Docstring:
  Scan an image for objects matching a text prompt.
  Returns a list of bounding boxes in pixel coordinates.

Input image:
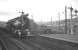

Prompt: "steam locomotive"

[5,13,30,38]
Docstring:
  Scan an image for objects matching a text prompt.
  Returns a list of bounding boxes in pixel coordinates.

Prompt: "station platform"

[41,34,78,43]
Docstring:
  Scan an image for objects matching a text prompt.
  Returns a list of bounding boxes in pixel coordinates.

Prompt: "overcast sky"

[0,0,78,22]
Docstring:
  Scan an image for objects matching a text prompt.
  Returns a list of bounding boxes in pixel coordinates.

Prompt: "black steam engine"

[6,13,30,38]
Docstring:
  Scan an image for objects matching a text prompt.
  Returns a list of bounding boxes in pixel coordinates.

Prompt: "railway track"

[0,39,6,50]
[0,29,27,50]
[0,28,78,50]
[0,29,46,50]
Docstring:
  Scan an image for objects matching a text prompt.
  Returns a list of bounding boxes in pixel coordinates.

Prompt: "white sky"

[0,0,78,22]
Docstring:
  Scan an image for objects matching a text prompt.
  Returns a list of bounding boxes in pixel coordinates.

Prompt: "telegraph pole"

[41,17,43,25]
[64,6,78,34]
[70,6,73,34]
[51,16,52,25]
[65,6,67,34]
[58,12,60,30]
